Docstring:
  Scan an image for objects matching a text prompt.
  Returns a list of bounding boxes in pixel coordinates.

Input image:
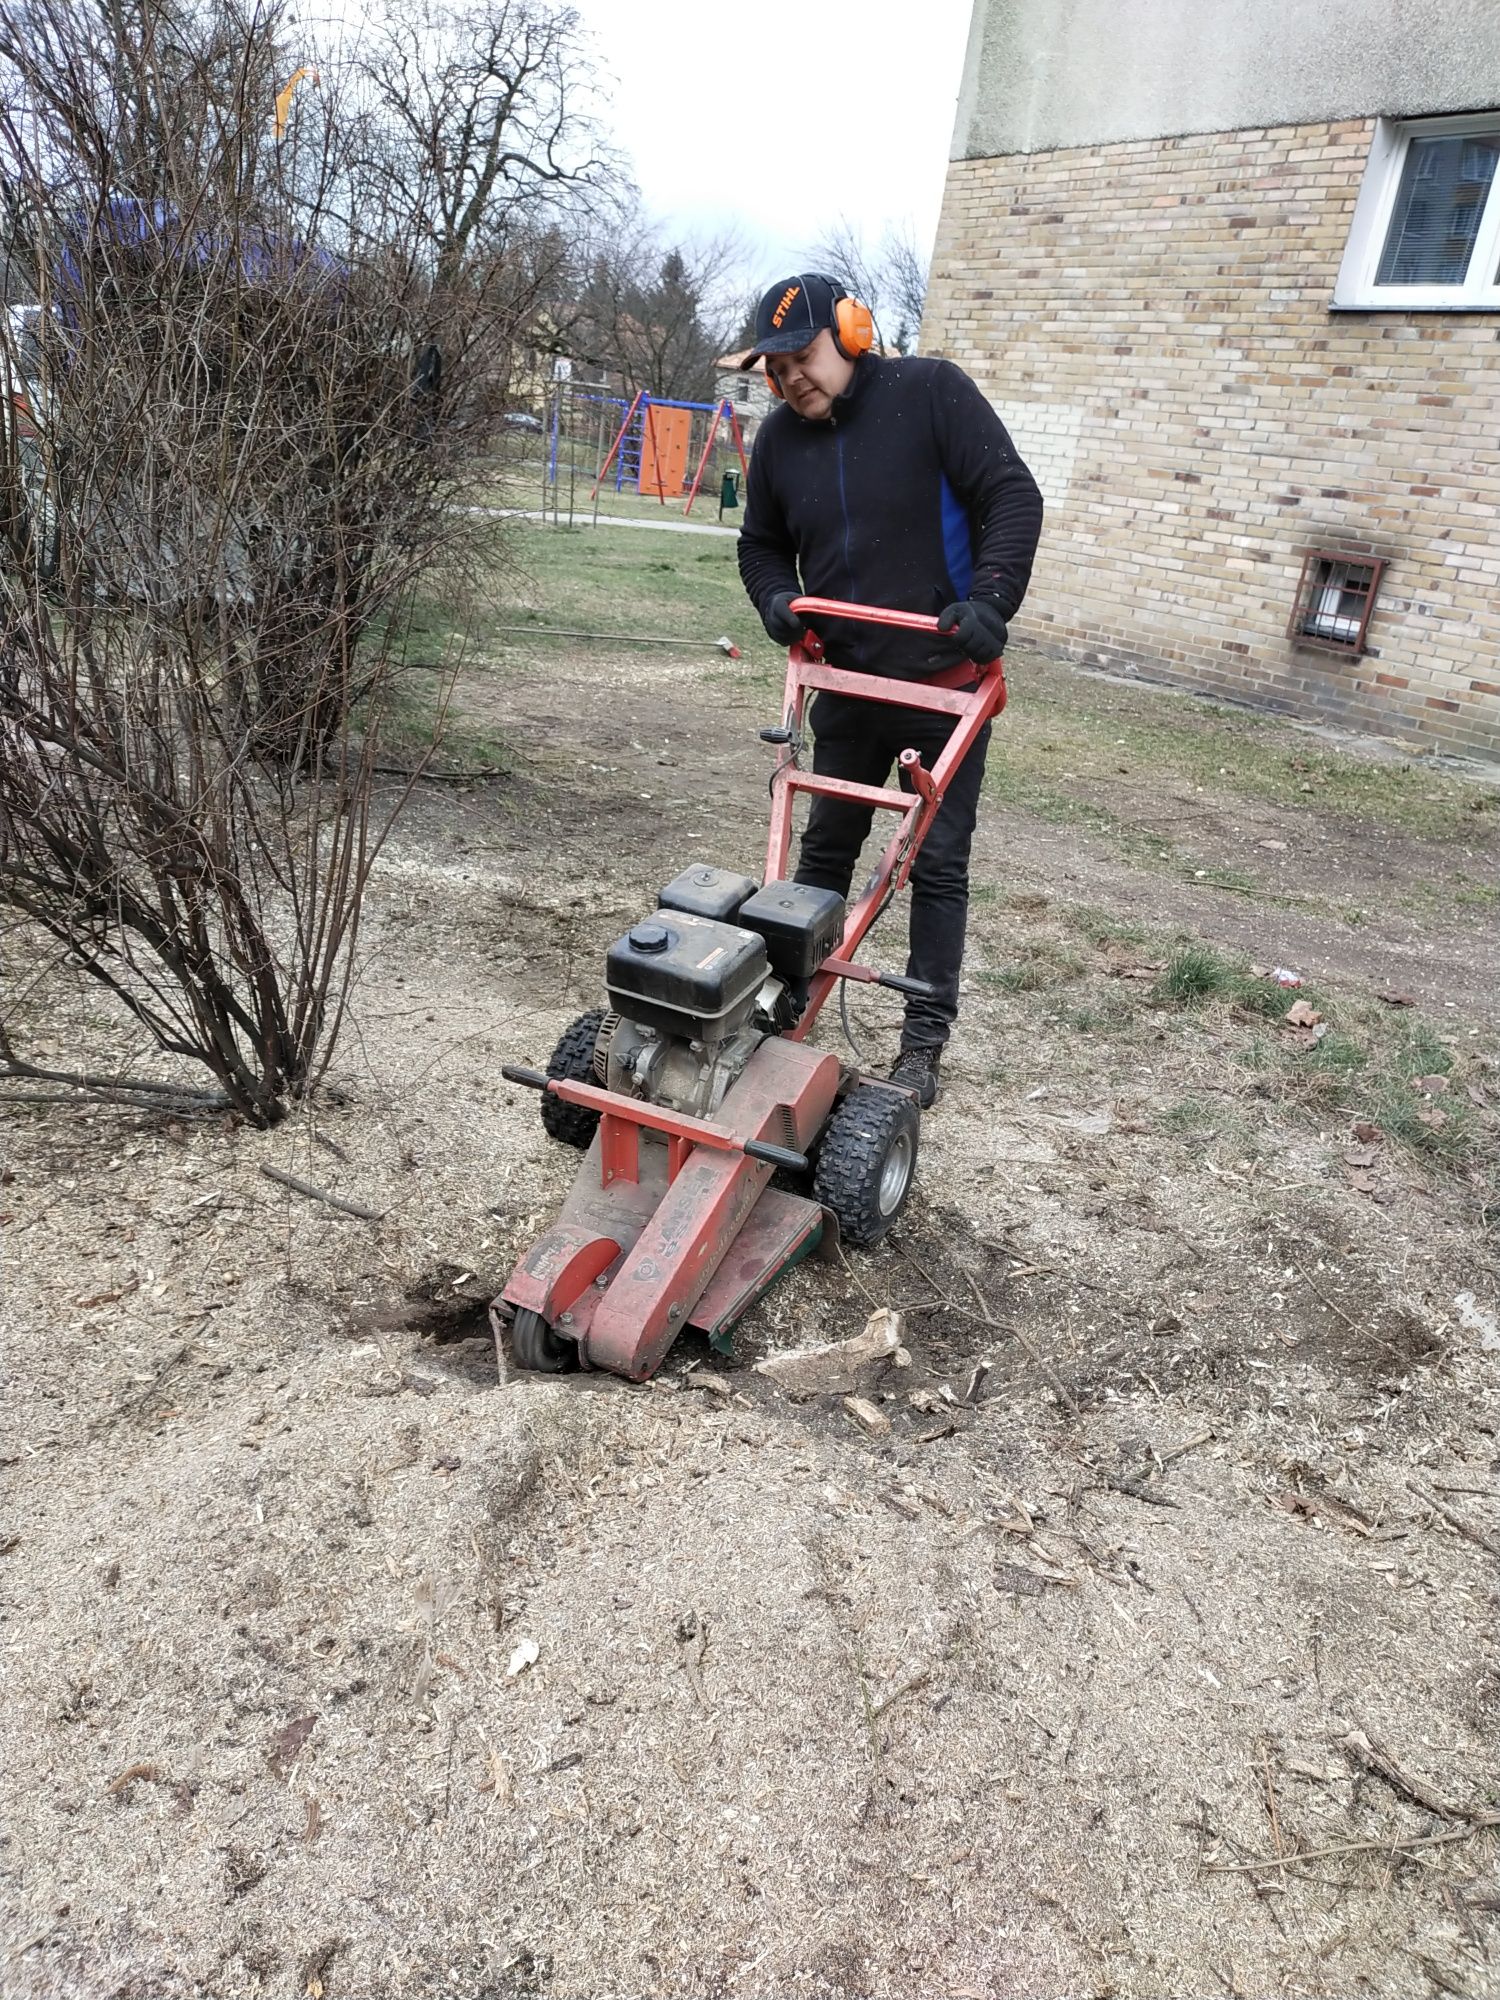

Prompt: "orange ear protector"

[832,292,875,360]
[763,285,875,397]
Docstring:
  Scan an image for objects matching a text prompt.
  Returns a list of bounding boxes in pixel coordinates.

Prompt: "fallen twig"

[1408,1480,1500,1561]
[1292,1257,1363,1334]
[1337,1726,1492,1823]
[1,1060,229,1106]
[1090,1473,1179,1509]
[963,1269,1078,1414]
[1261,1741,1287,1879]
[870,1668,931,1721]
[258,1164,385,1222]
[372,763,505,783]
[1204,1823,1494,1874]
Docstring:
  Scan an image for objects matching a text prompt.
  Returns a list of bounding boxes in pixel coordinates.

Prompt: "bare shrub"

[0,0,595,1122]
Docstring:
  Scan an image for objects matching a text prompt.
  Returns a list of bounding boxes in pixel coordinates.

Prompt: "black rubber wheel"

[540,1008,606,1149]
[813,1084,920,1249]
[511,1306,574,1373]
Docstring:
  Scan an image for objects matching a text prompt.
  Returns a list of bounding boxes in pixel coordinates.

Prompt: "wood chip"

[684,1369,733,1400]
[842,1395,892,1438]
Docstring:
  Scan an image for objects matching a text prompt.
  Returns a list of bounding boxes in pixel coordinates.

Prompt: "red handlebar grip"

[789,594,943,635]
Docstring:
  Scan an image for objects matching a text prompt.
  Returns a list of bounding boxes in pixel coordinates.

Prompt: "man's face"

[765,327,855,420]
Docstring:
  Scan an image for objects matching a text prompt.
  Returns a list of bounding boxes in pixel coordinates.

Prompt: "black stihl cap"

[741,273,841,365]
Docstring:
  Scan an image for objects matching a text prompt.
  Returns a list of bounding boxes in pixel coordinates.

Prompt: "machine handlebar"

[789,594,944,635]
[742,1138,811,1174]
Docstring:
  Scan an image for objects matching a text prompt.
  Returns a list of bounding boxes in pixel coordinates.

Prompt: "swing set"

[590,389,751,519]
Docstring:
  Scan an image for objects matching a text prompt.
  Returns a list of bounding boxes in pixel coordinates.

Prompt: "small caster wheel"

[510,1306,574,1373]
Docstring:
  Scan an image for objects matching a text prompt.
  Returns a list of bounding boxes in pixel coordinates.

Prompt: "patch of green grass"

[1157,942,1487,1171]
[977,939,1087,993]
[984,762,1176,864]
[1062,905,1149,948]
[1149,943,1312,1020]
[498,523,765,653]
[366,667,511,775]
[1059,993,1136,1033]
[992,650,1498,843]
[1159,1095,1218,1136]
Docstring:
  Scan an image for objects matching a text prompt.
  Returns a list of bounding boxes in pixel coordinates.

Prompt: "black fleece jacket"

[737,353,1043,680]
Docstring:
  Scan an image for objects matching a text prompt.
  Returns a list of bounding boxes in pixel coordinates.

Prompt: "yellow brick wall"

[925,118,1500,760]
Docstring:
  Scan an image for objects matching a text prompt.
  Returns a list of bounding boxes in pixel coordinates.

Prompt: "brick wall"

[925,119,1500,760]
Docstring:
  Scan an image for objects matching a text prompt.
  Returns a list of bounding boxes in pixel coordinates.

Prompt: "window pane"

[1377,134,1500,285]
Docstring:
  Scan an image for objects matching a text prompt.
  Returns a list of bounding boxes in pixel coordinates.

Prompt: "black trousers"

[794,689,991,1049]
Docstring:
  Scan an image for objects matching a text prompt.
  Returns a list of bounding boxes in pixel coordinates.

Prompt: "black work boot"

[889,1044,942,1109]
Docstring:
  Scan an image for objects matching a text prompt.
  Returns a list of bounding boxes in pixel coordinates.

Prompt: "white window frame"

[1334,112,1500,311]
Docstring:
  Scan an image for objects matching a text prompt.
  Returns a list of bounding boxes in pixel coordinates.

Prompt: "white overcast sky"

[569,0,974,277]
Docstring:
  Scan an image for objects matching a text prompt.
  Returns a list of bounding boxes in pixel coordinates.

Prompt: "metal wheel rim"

[878,1130,914,1216]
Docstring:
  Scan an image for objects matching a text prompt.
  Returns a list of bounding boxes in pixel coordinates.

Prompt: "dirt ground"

[3,625,1499,2000]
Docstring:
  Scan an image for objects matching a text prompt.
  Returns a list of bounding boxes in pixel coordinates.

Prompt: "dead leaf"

[299,1939,340,2000]
[303,1796,322,1843]
[1352,1121,1383,1144]
[1284,998,1323,1028]
[1416,1108,1449,1130]
[1376,990,1416,1006]
[265,1714,317,1780]
[1414,1074,1451,1096]
[1342,1162,1379,1194]
[1465,1082,1489,1108]
[1343,1146,1379,1169]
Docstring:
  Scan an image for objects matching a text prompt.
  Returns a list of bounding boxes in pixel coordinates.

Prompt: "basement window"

[1335,113,1500,310]
[1288,552,1386,654]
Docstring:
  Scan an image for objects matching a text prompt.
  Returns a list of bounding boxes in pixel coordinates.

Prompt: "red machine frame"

[499,597,1007,1380]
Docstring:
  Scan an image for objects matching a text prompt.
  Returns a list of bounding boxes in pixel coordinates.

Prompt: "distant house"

[925,0,1500,761]
[713,350,775,440]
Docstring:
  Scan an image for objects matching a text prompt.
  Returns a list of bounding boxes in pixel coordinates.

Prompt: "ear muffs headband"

[763,283,874,396]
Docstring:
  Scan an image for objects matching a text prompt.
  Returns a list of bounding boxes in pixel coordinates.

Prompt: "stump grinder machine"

[496,595,1006,1381]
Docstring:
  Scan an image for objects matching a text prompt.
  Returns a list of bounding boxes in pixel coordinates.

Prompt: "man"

[736,272,1044,1107]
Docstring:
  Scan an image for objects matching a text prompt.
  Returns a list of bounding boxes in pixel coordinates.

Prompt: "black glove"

[762,590,805,647]
[937,598,1008,664]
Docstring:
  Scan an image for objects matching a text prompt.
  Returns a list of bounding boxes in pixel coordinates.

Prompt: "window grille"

[1288,552,1387,655]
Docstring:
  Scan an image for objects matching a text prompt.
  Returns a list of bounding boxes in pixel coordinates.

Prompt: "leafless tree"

[808,216,931,353]
[353,0,619,393]
[569,217,748,400]
[0,0,520,1124]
